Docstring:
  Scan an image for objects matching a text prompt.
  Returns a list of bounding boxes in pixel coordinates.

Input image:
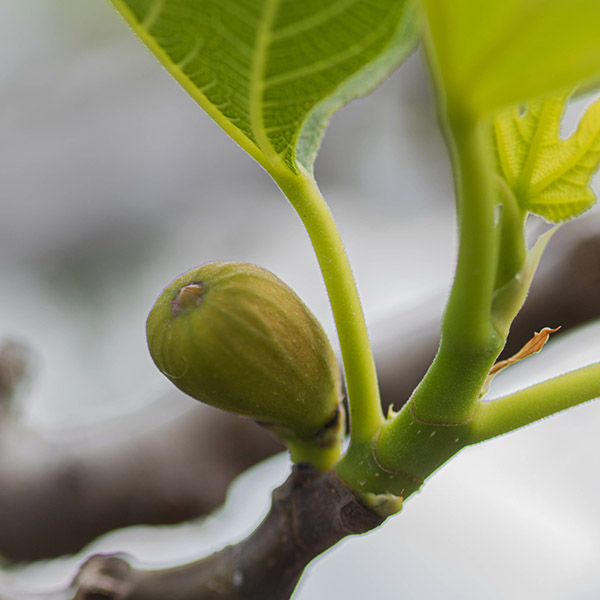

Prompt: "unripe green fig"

[146,261,344,469]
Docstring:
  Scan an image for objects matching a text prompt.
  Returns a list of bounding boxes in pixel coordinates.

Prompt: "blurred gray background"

[1,3,600,599]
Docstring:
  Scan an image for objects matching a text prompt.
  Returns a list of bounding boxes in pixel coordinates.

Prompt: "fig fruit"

[146,261,343,469]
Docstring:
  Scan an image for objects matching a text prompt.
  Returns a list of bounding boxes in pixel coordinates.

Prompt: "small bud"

[146,262,343,467]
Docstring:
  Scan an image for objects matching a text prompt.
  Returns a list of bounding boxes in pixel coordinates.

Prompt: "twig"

[3,466,383,600]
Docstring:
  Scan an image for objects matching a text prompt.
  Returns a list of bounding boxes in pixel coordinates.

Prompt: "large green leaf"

[421,0,600,117]
[110,0,417,174]
[492,94,600,222]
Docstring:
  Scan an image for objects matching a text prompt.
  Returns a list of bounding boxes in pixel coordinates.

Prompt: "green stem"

[287,437,342,472]
[468,362,600,443]
[494,176,527,291]
[273,169,384,445]
[408,117,503,424]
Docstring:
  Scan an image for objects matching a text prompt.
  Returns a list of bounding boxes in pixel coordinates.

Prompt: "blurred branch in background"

[0,341,28,417]
[0,466,382,600]
[0,368,281,561]
[1,215,598,563]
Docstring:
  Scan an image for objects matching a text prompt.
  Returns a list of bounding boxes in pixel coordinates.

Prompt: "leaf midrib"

[250,0,283,167]
[515,103,554,198]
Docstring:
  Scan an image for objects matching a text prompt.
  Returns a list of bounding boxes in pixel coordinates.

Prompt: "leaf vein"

[272,0,361,42]
[142,0,166,29]
[264,15,393,89]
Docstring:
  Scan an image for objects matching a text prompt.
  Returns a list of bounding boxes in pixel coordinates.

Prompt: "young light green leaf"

[492,95,600,222]
[109,0,417,175]
[420,0,600,117]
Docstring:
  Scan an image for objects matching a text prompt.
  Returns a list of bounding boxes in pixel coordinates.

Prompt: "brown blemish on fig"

[171,282,205,316]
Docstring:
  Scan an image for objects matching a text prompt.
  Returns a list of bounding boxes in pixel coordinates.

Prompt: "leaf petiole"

[468,362,600,443]
[273,168,384,446]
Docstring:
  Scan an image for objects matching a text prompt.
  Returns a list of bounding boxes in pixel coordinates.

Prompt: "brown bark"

[1,466,383,600]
